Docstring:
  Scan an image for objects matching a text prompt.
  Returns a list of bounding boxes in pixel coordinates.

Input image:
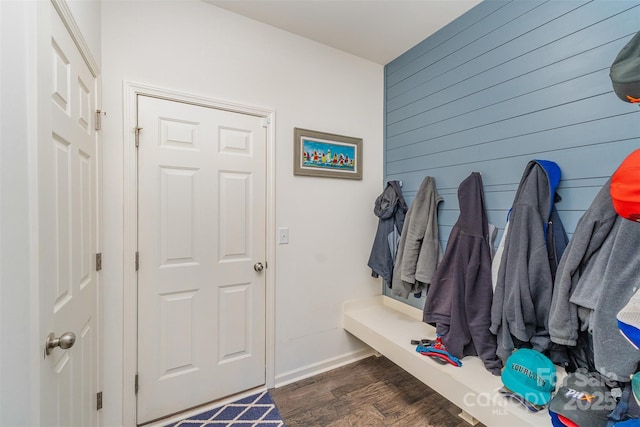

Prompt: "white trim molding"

[50,0,100,77]
[274,348,374,389]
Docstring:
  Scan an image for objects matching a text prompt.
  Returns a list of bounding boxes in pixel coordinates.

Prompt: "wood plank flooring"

[270,355,487,427]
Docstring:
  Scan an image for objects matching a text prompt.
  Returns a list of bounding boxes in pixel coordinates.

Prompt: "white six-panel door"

[136,95,267,424]
[40,3,99,426]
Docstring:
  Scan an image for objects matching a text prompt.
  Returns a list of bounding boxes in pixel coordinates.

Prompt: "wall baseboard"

[274,347,374,389]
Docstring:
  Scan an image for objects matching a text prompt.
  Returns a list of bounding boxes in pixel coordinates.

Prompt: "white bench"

[343,295,563,427]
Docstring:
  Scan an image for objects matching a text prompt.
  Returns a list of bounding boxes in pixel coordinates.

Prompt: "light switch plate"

[278,227,289,244]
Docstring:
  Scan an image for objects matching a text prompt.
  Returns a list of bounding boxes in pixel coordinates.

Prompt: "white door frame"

[122,82,276,425]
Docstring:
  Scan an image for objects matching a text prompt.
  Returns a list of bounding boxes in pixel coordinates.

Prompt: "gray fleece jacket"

[391,176,443,299]
[549,182,617,348]
[549,180,640,381]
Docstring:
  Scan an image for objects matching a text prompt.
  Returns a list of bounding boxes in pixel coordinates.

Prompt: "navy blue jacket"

[423,172,502,375]
[368,180,407,283]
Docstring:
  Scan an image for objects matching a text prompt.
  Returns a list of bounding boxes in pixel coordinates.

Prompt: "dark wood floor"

[270,355,487,427]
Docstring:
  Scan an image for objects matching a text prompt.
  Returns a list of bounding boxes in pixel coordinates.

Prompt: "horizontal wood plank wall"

[384,0,640,308]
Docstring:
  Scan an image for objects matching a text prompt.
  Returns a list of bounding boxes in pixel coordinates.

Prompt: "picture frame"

[293,128,363,180]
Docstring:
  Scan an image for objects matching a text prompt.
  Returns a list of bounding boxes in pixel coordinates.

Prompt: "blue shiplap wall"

[384,0,640,307]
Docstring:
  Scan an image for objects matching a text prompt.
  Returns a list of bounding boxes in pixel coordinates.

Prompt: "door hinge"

[135,374,139,394]
[96,253,102,272]
[135,252,139,271]
[261,117,270,128]
[135,127,142,147]
[95,110,104,131]
[96,391,103,410]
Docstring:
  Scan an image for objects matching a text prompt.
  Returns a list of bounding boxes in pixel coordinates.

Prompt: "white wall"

[101,1,383,425]
[66,0,101,69]
[0,2,38,425]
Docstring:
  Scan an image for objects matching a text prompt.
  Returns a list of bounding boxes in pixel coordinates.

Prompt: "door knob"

[253,262,264,272]
[45,332,76,356]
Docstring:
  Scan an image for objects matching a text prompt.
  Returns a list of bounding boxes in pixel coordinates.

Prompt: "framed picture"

[293,128,363,180]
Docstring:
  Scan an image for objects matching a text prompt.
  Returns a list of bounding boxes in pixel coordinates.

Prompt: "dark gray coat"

[490,161,560,359]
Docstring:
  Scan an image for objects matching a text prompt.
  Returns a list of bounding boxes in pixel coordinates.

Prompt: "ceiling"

[203,0,481,65]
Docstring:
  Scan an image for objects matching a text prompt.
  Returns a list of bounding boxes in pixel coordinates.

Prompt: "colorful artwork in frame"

[293,128,362,180]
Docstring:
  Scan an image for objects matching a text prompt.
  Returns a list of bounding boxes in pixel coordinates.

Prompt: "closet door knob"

[45,331,76,356]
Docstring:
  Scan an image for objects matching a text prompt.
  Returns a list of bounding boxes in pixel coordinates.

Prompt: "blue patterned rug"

[166,391,285,427]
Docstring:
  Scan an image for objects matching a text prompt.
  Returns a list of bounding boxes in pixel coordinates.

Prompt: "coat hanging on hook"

[391,176,443,299]
[368,181,408,284]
